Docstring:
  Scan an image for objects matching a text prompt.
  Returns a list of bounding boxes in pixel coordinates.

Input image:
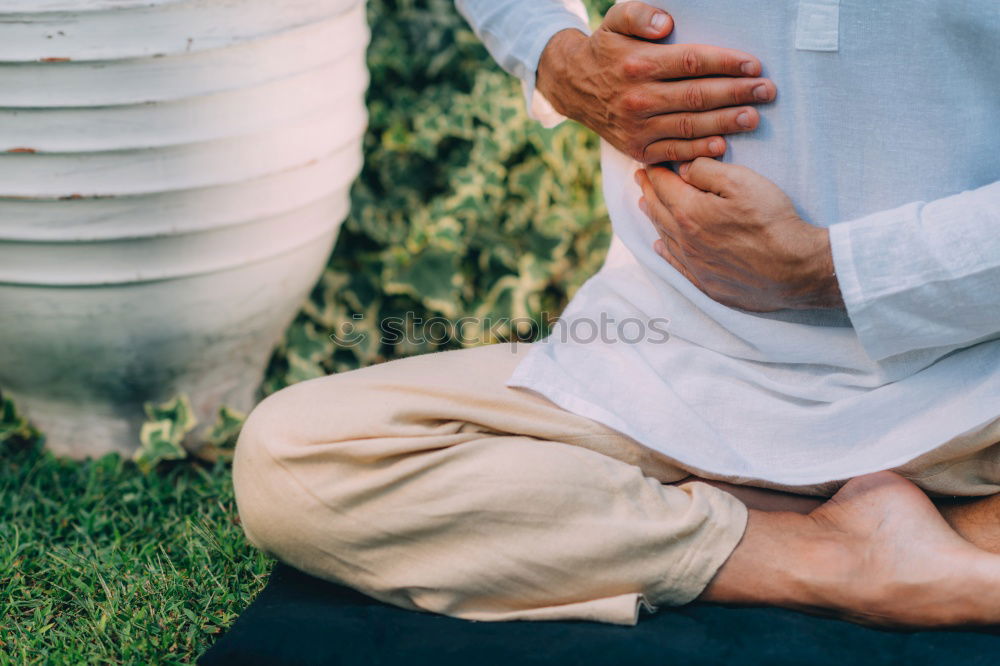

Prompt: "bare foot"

[703,471,1000,628]
[808,471,1000,627]
[937,493,1000,555]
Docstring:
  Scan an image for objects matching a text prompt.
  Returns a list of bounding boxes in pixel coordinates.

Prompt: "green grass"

[0,441,271,665]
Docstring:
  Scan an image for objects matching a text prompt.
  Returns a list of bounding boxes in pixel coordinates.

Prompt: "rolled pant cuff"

[647,481,750,608]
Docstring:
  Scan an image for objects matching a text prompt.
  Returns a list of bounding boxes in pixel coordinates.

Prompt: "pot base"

[0,229,339,459]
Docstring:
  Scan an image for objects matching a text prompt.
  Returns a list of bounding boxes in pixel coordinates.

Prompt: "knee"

[231,389,296,553]
[231,380,348,554]
[230,374,378,558]
[233,369,368,477]
[231,379,410,593]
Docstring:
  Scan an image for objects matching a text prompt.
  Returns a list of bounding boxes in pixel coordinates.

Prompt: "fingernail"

[639,197,649,215]
[753,84,771,101]
[736,111,752,128]
[634,170,643,185]
[709,139,725,154]
[650,12,669,31]
[678,162,691,176]
[740,61,758,76]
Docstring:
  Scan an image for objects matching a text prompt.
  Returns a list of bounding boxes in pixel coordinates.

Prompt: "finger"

[638,172,704,288]
[654,238,701,287]
[651,106,760,139]
[635,169,682,239]
[603,1,674,40]
[630,77,775,115]
[677,157,744,197]
[653,237,681,267]
[629,42,764,80]
[638,171,701,285]
[653,238,670,261]
[640,136,726,164]
[638,197,680,241]
[654,237,684,271]
[634,106,760,162]
[644,164,706,213]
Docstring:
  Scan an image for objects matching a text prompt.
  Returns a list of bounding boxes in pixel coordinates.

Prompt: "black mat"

[200,563,1000,666]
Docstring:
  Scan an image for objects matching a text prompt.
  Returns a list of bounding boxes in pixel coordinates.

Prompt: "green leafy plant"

[264,0,616,391]
[134,398,247,470]
[199,406,248,464]
[133,395,197,473]
[0,393,38,449]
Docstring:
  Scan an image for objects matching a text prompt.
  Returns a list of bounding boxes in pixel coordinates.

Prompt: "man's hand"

[536,1,776,164]
[635,158,844,311]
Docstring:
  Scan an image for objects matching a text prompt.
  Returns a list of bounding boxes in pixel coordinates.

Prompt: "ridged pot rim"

[0,113,367,198]
[0,147,364,242]
[0,0,184,12]
[0,193,349,287]
[0,0,362,16]
[0,5,369,108]
[0,61,367,154]
[0,0,366,63]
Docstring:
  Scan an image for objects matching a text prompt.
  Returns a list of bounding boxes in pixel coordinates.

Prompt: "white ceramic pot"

[0,0,369,457]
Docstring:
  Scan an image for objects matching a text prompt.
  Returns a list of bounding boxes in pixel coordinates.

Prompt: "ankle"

[700,509,859,610]
[775,512,863,611]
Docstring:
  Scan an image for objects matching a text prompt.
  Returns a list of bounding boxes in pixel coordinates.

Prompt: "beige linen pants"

[233,343,1000,625]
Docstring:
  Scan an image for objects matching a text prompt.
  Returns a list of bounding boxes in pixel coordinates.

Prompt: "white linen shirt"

[455,0,1000,485]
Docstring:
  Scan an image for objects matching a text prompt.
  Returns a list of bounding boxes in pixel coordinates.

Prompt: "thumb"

[678,157,743,197]
[602,1,674,40]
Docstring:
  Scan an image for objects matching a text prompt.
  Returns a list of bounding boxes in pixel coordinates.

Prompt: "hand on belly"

[535,1,776,164]
[634,158,844,312]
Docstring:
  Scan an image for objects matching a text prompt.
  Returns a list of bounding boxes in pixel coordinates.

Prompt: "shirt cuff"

[828,202,927,361]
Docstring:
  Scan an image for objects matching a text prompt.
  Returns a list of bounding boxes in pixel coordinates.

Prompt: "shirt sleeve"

[454,0,591,128]
[828,180,1000,361]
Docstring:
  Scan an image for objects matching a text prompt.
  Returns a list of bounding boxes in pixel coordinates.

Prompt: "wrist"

[794,226,844,310]
[535,28,589,119]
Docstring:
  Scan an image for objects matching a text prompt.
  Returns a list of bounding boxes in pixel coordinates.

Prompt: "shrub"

[264,0,615,391]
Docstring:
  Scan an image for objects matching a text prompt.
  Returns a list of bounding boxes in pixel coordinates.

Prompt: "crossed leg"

[939,495,1000,555]
[233,342,1000,628]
